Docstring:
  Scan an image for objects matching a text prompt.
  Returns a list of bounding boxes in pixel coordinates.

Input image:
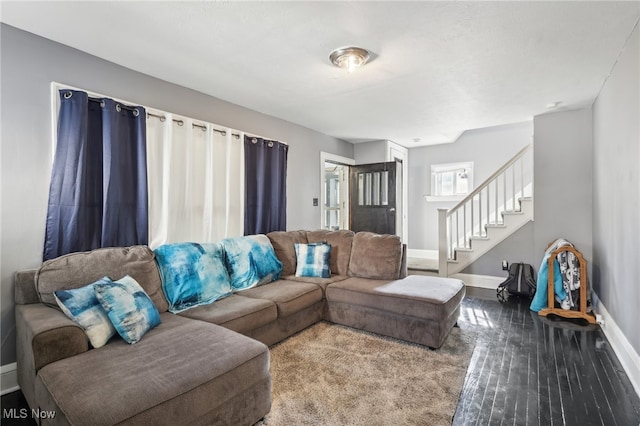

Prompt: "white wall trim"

[451,273,504,289]
[407,249,438,259]
[592,293,640,399]
[1,362,20,395]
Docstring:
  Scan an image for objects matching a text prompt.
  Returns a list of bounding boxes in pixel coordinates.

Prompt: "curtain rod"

[86,95,140,115]
[146,112,240,139]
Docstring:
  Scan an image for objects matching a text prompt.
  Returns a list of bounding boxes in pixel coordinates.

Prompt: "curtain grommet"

[64,91,72,99]
[252,138,258,144]
[116,104,122,112]
[268,141,274,148]
[133,108,140,117]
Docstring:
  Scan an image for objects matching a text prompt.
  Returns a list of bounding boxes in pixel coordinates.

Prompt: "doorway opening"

[323,162,349,230]
[320,152,355,231]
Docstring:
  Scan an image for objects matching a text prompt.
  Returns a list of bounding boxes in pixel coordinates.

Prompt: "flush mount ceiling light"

[329,46,371,73]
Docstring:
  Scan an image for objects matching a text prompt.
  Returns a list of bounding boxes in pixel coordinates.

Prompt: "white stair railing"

[438,144,533,276]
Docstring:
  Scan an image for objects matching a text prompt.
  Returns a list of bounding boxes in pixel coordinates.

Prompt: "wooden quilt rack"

[538,245,596,324]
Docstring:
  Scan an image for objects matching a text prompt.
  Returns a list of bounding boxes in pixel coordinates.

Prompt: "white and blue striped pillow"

[294,243,331,278]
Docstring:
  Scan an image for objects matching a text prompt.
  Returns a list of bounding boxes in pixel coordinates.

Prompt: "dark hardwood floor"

[454,287,640,425]
[2,287,639,425]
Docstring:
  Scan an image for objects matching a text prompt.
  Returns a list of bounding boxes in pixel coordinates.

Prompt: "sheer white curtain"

[146,114,244,248]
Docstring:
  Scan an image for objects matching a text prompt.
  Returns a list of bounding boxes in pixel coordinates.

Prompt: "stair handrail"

[448,143,533,214]
[438,143,533,276]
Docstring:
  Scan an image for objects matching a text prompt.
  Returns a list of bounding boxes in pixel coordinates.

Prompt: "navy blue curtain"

[244,136,288,235]
[43,90,148,260]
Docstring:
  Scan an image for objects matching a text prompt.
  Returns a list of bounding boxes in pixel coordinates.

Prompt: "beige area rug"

[257,322,476,426]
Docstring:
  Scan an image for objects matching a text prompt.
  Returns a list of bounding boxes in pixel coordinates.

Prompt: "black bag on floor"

[496,262,536,302]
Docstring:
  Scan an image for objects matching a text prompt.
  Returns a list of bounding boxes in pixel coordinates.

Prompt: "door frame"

[386,142,408,243]
[320,152,355,230]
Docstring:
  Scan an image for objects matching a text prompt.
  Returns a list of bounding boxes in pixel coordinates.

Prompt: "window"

[49,82,279,251]
[429,162,473,200]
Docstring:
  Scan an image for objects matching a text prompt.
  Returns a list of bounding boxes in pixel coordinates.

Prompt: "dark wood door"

[349,161,397,234]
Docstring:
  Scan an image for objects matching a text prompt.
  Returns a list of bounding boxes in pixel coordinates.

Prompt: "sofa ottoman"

[325,275,465,349]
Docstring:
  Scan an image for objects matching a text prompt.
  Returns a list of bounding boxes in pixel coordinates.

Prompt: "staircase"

[438,144,533,276]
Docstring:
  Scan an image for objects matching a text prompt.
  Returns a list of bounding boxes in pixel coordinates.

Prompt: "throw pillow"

[54,277,116,348]
[154,242,233,313]
[94,275,161,344]
[294,243,331,278]
[220,235,283,291]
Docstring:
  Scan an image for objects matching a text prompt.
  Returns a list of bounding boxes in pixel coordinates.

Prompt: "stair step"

[485,223,506,229]
[469,236,489,241]
[502,210,524,216]
[455,247,473,252]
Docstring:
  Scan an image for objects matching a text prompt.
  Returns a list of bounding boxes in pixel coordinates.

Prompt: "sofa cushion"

[178,294,277,334]
[35,245,168,313]
[240,281,323,318]
[154,242,233,313]
[307,229,354,276]
[281,275,349,294]
[95,276,161,344]
[267,230,308,276]
[35,313,270,426]
[295,242,331,278]
[347,232,403,280]
[221,235,283,291]
[54,277,116,348]
[326,275,465,321]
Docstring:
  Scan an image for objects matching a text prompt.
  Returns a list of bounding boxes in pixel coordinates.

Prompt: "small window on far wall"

[428,162,473,201]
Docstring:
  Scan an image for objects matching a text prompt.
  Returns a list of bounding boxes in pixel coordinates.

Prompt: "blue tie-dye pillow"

[221,235,283,291]
[54,277,116,348]
[154,242,233,313]
[94,275,161,344]
[294,243,331,278]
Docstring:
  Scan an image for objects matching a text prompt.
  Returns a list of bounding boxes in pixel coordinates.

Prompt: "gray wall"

[407,121,533,250]
[592,23,639,354]
[532,108,593,270]
[0,24,353,366]
[461,221,536,276]
[464,108,594,277]
[353,140,387,164]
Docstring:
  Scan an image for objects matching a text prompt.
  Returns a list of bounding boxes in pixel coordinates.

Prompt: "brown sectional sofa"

[14,230,465,425]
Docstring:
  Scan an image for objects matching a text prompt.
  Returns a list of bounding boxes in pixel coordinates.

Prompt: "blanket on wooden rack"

[530,238,579,312]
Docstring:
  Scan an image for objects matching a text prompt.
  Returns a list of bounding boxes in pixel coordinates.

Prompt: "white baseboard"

[407,249,439,259]
[1,362,20,395]
[451,273,504,289]
[592,294,640,399]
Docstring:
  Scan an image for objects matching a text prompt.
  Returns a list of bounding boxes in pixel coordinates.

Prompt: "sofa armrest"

[16,303,88,409]
[17,303,88,371]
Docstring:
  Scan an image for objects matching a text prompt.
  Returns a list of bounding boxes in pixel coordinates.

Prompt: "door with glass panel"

[349,162,397,234]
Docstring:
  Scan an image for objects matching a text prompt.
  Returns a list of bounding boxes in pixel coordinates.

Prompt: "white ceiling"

[2,1,639,147]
